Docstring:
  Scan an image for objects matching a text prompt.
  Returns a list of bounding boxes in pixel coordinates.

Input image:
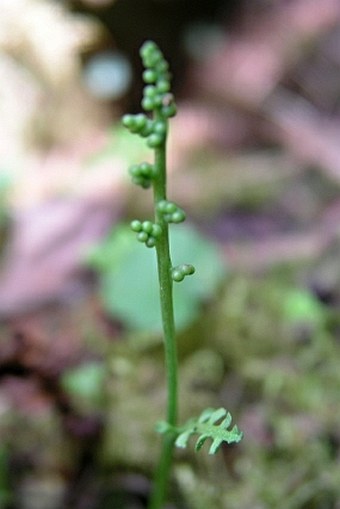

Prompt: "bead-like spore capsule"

[162,104,177,118]
[142,221,154,234]
[146,237,156,248]
[165,202,176,214]
[171,210,186,223]
[157,79,170,93]
[143,69,157,83]
[172,269,184,282]
[134,113,147,130]
[157,200,186,223]
[151,224,162,238]
[157,60,169,73]
[147,133,163,148]
[171,263,195,282]
[140,120,154,137]
[122,114,135,128]
[130,219,142,232]
[137,231,148,243]
[143,49,163,68]
[144,85,157,98]
[142,97,155,111]
[129,165,140,177]
[154,121,167,135]
[139,162,155,177]
[153,94,163,107]
[182,264,195,275]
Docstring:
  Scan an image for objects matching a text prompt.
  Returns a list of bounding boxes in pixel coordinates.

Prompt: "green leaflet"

[87,223,226,332]
[157,408,243,455]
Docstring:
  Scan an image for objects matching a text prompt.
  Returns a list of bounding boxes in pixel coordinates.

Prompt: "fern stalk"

[153,117,178,431]
[123,40,242,509]
[148,119,178,509]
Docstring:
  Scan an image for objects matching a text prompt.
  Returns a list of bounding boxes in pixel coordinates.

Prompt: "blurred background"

[1,0,340,508]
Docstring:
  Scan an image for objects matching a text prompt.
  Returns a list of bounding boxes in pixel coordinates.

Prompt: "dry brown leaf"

[266,91,340,181]
[193,0,340,108]
[0,0,100,86]
[0,197,117,317]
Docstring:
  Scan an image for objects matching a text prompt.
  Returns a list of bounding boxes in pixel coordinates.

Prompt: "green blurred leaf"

[87,126,149,168]
[283,288,326,327]
[61,362,106,408]
[87,226,133,272]
[88,223,227,331]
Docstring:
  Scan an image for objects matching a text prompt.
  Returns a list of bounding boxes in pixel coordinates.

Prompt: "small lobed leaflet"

[157,407,243,455]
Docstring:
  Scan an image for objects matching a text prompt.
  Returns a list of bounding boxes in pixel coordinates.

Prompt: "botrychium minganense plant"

[122,40,243,509]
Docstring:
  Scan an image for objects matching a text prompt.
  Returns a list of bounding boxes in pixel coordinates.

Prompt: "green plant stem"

[125,41,242,509]
[147,433,176,509]
[147,116,178,509]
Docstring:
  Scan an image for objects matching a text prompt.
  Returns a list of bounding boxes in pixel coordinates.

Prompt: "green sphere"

[157,61,169,73]
[143,69,158,83]
[140,178,152,189]
[147,133,163,148]
[144,50,163,69]
[144,85,157,98]
[157,200,168,213]
[134,113,147,130]
[140,121,154,137]
[153,94,163,107]
[139,162,154,177]
[142,221,153,234]
[153,121,167,136]
[157,79,170,93]
[165,201,177,214]
[141,97,155,111]
[182,264,195,275]
[151,224,162,238]
[172,269,184,282]
[162,104,177,118]
[122,114,135,128]
[172,210,186,223]
[137,231,148,243]
[130,220,142,232]
[129,164,141,177]
[146,237,156,248]
[140,41,158,59]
